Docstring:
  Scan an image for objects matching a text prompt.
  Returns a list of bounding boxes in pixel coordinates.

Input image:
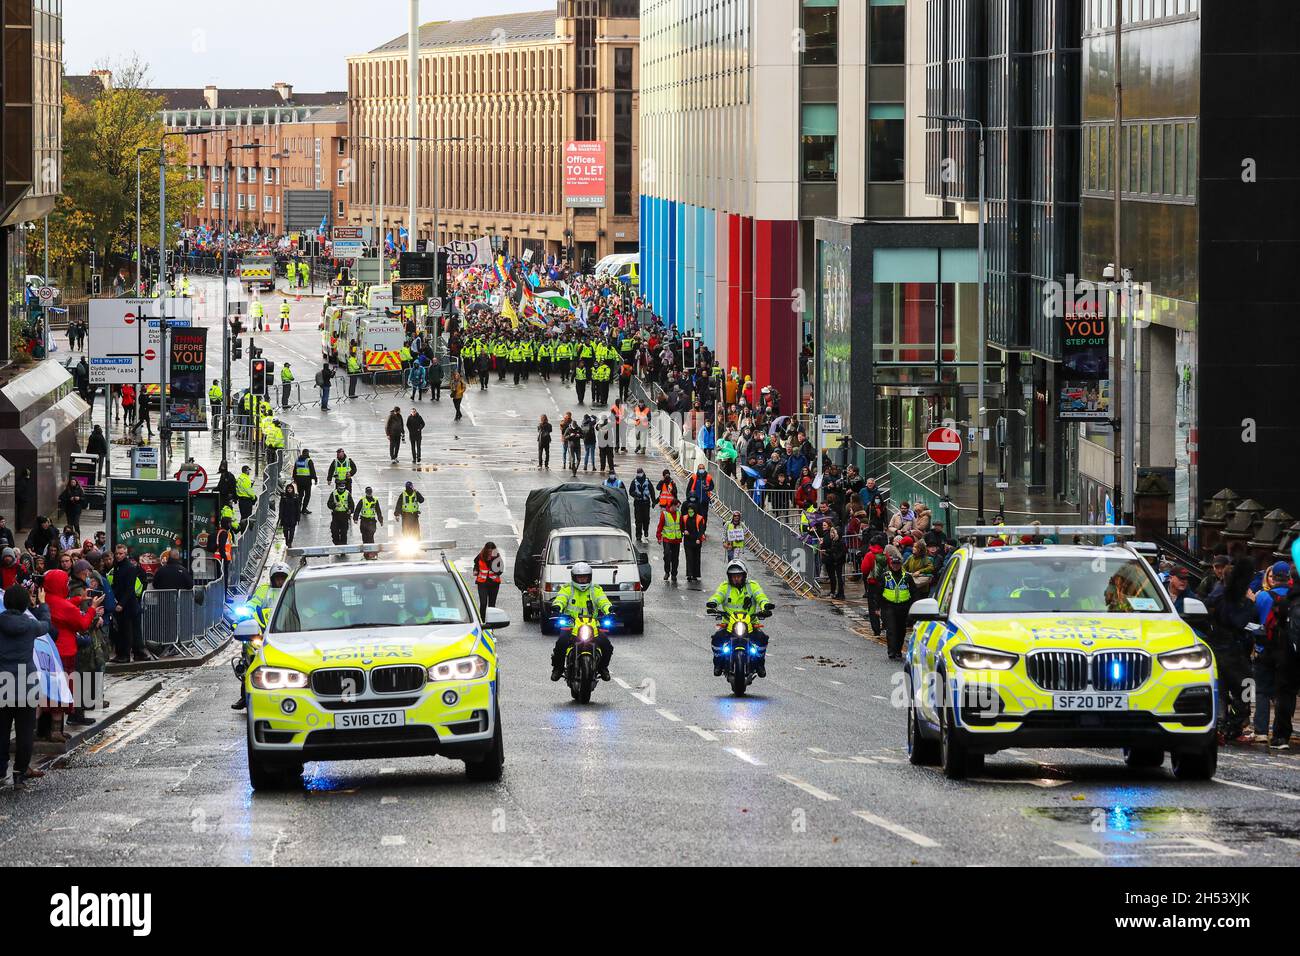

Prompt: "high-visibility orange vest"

[475,556,501,585]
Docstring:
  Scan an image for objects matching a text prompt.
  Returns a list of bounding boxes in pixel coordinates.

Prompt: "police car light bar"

[286,541,457,560]
[955,525,1136,540]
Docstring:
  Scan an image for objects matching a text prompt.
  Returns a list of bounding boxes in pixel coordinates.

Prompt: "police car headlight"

[428,655,489,682]
[1158,646,1213,671]
[250,667,309,690]
[950,645,1018,671]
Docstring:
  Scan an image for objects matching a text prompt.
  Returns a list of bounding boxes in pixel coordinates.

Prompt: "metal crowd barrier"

[141,578,227,658]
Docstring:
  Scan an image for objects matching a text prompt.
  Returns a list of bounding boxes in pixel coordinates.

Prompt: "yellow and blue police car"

[904,527,1218,781]
[235,543,507,790]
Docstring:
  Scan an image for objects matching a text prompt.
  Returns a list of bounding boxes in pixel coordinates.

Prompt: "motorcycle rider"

[232,563,290,710]
[706,560,774,678]
[549,562,614,683]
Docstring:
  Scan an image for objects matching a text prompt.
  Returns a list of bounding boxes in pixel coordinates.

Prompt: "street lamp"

[135,146,161,295]
[922,112,987,522]
[1103,261,1137,525]
[220,141,268,466]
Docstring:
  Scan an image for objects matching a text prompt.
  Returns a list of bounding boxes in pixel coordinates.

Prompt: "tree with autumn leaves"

[31,58,202,293]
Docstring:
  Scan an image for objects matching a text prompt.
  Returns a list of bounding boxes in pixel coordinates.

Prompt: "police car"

[235,542,507,790]
[904,527,1218,781]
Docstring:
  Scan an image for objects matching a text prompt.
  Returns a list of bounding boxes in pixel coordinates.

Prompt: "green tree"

[33,57,202,291]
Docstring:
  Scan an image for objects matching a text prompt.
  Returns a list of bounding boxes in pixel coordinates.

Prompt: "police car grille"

[1092,651,1151,692]
[1026,651,1089,691]
[311,668,366,697]
[370,665,426,694]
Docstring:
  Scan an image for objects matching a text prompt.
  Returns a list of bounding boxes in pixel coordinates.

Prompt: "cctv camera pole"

[159,145,171,478]
[1111,0,1124,525]
[222,154,232,466]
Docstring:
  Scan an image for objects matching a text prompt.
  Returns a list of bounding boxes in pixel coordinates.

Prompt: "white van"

[536,526,649,634]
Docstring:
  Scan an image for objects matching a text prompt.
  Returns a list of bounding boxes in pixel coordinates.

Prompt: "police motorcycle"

[706,562,775,697]
[549,562,616,705]
[552,611,617,704]
[229,563,290,711]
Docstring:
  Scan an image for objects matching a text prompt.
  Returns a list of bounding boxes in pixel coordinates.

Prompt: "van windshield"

[548,535,633,565]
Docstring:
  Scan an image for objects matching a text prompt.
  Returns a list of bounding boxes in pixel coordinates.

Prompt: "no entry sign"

[925,427,963,467]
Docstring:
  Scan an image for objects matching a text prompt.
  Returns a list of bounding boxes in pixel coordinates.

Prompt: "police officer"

[280,362,295,407]
[346,350,362,398]
[706,560,775,677]
[881,549,912,661]
[232,563,291,710]
[235,464,257,523]
[326,448,357,491]
[250,299,265,332]
[549,562,614,682]
[209,378,223,427]
[574,358,589,405]
[353,485,384,557]
[279,299,292,331]
[293,447,318,514]
[328,481,355,545]
[395,480,425,538]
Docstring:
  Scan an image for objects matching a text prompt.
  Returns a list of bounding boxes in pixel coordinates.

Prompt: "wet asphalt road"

[5,279,1300,866]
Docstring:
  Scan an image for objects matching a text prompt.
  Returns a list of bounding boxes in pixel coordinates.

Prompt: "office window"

[1140,123,1150,193]
[338,200,345,218]
[1174,123,1186,196]
[869,0,905,65]
[337,168,346,186]
[237,166,246,183]
[1187,124,1197,197]
[198,193,205,207]
[801,103,838,182]
[868,103,904,182]
[264,195,273,212]
[337,138,345,156]
[1151,123,1162,194]
[237,194,245,210]
[802,0,838,66]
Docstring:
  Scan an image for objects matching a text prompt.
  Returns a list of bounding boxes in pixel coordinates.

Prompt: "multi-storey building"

[642,0,941,410]
[1,0,87,530]
[64,74,349,235]
[345,4,640,266]
[1078,0,1300,524]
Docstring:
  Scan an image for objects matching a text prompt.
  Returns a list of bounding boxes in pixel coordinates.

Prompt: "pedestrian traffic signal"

[251,359,267,395]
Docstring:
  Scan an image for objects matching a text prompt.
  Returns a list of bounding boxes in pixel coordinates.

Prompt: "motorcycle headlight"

[734,622,749,637]
[1159,646,1213,671]
[951,645,1018,671]
[427,655,490,682]
[721,643,732,655]
[250,667,308,690]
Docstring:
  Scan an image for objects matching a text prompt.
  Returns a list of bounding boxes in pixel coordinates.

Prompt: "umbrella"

[768,416,790,436]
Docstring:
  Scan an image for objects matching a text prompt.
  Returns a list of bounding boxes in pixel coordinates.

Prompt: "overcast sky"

[65,0,545,91]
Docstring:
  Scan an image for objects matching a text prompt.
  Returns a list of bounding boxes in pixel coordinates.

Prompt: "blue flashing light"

[555,616,573,629]
[233,604,255,620]
[599,615,616,629]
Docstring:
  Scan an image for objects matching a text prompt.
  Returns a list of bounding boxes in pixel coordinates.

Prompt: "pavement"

[9,276,1300,866]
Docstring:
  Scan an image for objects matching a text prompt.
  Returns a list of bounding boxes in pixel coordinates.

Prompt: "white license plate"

[1053,694,1129,711]
[334,710,407,730]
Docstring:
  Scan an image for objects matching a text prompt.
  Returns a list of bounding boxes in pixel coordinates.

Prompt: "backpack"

[314,371,325,388]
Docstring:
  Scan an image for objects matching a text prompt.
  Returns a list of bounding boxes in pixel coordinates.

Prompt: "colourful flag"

[501,295,520,329]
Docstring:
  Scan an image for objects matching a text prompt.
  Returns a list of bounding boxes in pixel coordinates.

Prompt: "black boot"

[231,697,246,710]
[756,659,767,678]
[550,664,564,682]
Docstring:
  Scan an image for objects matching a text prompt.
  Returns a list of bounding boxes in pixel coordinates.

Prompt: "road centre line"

[777,774,839,802]
[851,810,941,848]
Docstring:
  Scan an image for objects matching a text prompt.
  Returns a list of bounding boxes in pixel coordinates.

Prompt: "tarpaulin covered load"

[513,484,632,591]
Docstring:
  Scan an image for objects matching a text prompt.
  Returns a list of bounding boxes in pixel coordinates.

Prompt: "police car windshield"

[269,571,472,633]
[549,535,633,565]
[960,556,1168,614]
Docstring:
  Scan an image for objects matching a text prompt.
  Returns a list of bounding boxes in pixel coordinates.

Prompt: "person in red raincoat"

[41,569,102,741]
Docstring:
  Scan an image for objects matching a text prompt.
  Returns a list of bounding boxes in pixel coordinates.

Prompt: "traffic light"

[251,358,267,395]
[251,344,264,359]
[233,338,243,361]
[681,337,697,371]
[435,248,449,303]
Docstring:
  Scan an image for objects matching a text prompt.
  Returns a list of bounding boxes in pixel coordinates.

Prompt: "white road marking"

[777,774,840,802]
[1055,840,1105,860]
[871,695,888,701]
[497,481,511,510]
[612,677,630,689]
[1177,837,1244,857]
[685,725,718,741]
[1276,837,1300,849]
[723,747,765,766]
[380,767,396,775]
[656,708,681,722]
[828,680,844,686]
[1215,778,1267,793]
[381,796,398,805]
[807,747,830,754]
[851,810,940,848]
[630,690,655,705]
[381,835,406,846]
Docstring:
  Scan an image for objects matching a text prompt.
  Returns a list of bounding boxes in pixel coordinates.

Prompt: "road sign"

[925,427,964,467]
[820,414,842,433]
[88,298,156,384]
[428,297,444,315]
[37,285,56,303]
[175,463,208,495]
[332,226,364,241]
[333,240,365,258]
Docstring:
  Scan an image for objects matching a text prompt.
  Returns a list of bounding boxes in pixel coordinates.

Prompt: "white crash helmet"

[269,563,291,586]
[571,562,594,592]
[726,560,748,588]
